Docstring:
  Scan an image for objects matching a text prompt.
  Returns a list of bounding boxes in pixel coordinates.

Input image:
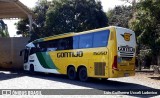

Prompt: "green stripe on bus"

[36,52,58,69]
[41,52,58,69]
[36,52,50,68]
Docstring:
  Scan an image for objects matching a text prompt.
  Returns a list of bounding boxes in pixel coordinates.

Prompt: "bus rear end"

[110,27,136,78]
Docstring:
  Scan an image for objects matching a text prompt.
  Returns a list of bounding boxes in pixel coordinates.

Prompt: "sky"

[3,0,130,37]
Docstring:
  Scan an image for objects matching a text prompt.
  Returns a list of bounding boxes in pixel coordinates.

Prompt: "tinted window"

[33,30,110,51]
[29,48,41,54]
[48,40,58,49]
[57,39,67,50]
[79,33,93,48]
[93,30,110,47]
[38,40,58,51]
[73,36,79,49]
[57,37,73,50]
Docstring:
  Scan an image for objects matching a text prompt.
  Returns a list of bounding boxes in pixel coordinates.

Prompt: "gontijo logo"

[121,33,132,41]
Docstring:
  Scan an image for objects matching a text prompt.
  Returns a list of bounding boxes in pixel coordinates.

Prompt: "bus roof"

[32,26,118,43]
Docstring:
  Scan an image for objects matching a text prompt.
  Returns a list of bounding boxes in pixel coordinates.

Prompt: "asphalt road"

[0,70,159,98]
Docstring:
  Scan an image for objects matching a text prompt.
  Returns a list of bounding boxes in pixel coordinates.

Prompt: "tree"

[120,0,136,4]
[0,20,9,37]
[129,0,160,64]
[15,19,29,37]
[16,0,108,40]
[15,0,50,40]
[107,5,133,28]
[45,0,108,36]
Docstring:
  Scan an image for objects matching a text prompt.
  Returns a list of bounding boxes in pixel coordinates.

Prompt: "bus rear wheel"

[78,67,88,82]
[67,66,77,80]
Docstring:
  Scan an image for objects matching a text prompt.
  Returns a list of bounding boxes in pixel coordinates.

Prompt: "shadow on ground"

[0,69,26,81]
[0,69,159,97]
[27,72,159,98]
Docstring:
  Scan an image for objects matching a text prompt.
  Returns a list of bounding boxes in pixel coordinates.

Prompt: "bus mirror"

[20,50,23,56]
[20,49,25,56]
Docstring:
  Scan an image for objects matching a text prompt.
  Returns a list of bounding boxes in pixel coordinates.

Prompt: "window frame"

[32,29,110,51]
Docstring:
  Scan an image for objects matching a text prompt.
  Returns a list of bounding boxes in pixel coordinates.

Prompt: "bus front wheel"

[78,67,88,82]
[67,66,77,80]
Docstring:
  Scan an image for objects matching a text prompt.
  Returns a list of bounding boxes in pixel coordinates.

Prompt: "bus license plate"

[124,73,129,77]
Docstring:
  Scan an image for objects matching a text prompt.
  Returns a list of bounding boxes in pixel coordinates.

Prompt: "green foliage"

[15,0,108,40]
[0,20,9,37]
[139,49,152,59]
[107,6,133,28]
[15,19,29,37]
[32,0,50,37]
[129,0,160,64]
[45,0,108,36]
[15,0,49,39]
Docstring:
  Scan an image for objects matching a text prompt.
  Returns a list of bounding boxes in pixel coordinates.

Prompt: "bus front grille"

[94,62,106,76]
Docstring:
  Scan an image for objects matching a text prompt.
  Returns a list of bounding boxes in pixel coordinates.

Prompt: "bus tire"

[101,78,108,82]
[29,65,35,74]
[67,66,77,80]
[78,67,88,82]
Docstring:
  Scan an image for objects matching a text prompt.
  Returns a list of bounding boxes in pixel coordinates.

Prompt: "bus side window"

[57,39,66,50]
[56,37,73,50]
[47,41,57,51]
[65,37,73,50]
[93,30,110,47]
[79,33,93,49]
[29,48,41,55]
[38,40,58,52]
[73,36,79,49]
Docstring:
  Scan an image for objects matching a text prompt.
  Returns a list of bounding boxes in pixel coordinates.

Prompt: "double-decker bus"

[20,26,136,81]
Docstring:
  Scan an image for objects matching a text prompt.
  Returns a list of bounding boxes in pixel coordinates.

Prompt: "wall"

[0,37,29,69]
